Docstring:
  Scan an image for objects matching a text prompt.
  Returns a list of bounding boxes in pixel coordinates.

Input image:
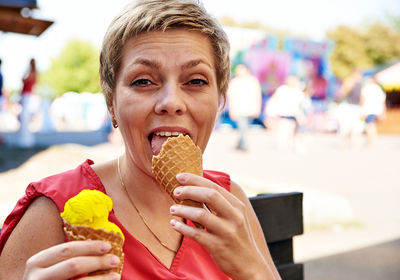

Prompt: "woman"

[360,76,386,146]
[227,64,262,151]
[17,58,37,147]
[265,76,307,151]
[0,1,281,279]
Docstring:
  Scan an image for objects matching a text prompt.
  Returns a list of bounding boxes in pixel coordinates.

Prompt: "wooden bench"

[250,192,304,280]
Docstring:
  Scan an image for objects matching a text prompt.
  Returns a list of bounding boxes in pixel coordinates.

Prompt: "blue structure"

[0,0,37,8]
[283,38,335,100]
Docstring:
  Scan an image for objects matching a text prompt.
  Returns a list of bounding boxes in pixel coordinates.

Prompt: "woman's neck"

[118,155,175,213]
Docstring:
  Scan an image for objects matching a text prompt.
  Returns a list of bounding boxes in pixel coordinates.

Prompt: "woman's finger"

[26,240,112,269]
[173,185,246,226]
[174,185,231,218]
[170,203,223,231]
[176,173,244,209]
[32,254,120,280]
[80,273,121,280]
[170,219,219,249]
[170,199,247,238]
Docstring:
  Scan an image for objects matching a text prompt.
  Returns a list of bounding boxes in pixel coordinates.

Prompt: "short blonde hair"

[100,0,230,109]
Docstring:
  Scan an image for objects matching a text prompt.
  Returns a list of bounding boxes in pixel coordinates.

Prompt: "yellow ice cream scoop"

[61,189,125,275]
[61,189,124,240]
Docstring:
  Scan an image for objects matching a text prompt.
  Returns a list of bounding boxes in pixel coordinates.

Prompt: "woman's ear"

[108,105,118,128]
[218,95,226,112]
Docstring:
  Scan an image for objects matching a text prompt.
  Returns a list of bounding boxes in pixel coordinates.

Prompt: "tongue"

[151,135,169,155]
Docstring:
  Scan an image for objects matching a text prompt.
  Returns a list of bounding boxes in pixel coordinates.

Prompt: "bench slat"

[277,263,304,280]
[250,192,304,280]
[250,192,303,243]
[268,238,294,265]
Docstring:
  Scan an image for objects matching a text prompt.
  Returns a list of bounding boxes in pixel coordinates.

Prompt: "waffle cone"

[152,134,203,208]
[62,219,124,275]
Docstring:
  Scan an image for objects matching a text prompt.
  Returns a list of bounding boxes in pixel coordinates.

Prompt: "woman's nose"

[154,84,187,115]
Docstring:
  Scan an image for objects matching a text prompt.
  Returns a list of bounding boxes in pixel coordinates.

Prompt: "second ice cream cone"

[63,219,124,275]
[152,134,203,208]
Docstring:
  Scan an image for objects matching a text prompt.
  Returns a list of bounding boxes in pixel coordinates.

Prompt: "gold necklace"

[117,156,178,254]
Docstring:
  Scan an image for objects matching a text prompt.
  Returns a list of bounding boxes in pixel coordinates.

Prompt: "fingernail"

[110,273,121,280]
[170,219,177,227]
[170,205,177,213]
[176,173,187,182]
[110,255,120,266]
[174,188,182,196]
[100,242,112,252]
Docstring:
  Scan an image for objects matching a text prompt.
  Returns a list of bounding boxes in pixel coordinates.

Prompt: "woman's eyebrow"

[129,58,212,71]
[181,59,212,71]
[131,58,161,69]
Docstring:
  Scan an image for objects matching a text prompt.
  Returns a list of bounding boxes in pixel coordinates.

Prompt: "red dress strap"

[203,170,231,192]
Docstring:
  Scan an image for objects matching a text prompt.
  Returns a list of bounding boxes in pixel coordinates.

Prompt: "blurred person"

[360,76,386,146]
[334,69,364,147]
[38,86,56,133]
[337,69,363,105]
[306,64,327,101]
[0,1,282,280]
[17,58,37,147]
[265,76,307,151]
[227,64,262,151]
[0,58,3,144]
[0,58,3,110]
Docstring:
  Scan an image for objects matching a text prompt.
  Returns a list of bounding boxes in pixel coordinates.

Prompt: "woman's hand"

[23,240,121,280]
[169,173,280,280]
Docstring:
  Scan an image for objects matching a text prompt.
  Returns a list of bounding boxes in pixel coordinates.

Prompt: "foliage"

[327,22,400,79]
[39,39,101,97]
[327,25,371,79]
[218,16,301,38]
[219,16,268,30]
[386,12,400,31]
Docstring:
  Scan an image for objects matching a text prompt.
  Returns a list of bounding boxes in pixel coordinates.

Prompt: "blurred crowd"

[222,64,386,151]
[0,59,111,147]
[0,60,386,150]
[0,90,110,132]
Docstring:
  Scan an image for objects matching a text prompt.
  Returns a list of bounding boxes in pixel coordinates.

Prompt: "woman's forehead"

[120,29,215,68]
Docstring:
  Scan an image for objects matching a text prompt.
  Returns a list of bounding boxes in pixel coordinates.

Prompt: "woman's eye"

[187,79,208,86]
[131,79,152,86]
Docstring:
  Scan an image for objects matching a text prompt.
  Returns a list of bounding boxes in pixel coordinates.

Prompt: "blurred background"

[0,0,399,279]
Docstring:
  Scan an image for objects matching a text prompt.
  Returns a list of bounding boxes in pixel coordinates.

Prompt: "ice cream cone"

[63,218,124,275]
[60,190,125,275]
[152,134,203,208]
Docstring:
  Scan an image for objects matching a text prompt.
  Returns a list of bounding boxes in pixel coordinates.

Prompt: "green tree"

[364,22,400,65]
[327,22,400,79]
[218,16,298,38]
[327,25,372,79]
[386,12,400,31]
[40,39,101,97]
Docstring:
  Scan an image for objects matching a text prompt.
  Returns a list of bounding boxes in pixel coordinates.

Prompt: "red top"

[0,160,232,280]
[21,73,36,94]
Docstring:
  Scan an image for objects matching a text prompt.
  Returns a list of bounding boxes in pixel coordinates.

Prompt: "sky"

[0,0,399,90]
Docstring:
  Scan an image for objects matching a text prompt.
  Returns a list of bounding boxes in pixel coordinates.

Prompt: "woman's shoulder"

[203,172,251,213]
[0,195,65,278]
[33,159,107,213]
[203,170,249,203]
[0,160,103,253]
[33,159,104,197]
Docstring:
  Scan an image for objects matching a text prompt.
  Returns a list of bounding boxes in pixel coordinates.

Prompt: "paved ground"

[1,129,399,279]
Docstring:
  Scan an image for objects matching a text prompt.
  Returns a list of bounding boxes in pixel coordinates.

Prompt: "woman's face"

[112,29,220,175]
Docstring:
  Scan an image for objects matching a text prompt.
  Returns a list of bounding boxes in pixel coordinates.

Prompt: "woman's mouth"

[149,132,189,155]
